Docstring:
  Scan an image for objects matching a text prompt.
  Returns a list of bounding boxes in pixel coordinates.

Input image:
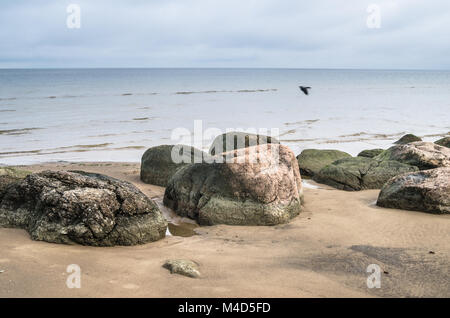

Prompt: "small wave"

[75,143,113,149]
[0,97,17,101]
[282,132,409,144]
[0,143,113,157]
[284,119,319,126]
[236,89,277,93]
[175,90,225,95]
[174,88,277,95]
[87,133,120,138]
[0,109,16,113]
[121,92,158,96]
[421,132,450,138]
[111,146,146,150]
[0,128,42,136]
[0,143,148,158]
[133,117,158,121]
[279,129,296,137]
[281,138,319,143]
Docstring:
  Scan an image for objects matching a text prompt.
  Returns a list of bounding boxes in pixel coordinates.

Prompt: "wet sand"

[0,162,449,297]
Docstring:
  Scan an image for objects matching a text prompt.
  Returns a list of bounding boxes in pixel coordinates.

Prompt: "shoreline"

[1,161,449,297]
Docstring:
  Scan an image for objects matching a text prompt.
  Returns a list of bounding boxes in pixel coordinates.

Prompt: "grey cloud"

[0,0,449,68]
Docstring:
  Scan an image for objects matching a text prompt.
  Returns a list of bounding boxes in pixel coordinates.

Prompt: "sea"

[0,68,449,165]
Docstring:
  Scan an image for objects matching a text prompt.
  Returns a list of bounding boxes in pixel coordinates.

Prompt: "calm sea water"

[0,68,449,165]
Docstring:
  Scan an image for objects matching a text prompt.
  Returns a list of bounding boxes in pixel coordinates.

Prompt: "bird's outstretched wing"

[299,86,311,95]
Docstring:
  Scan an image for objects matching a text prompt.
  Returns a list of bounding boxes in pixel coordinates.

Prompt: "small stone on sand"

[163,259,200,278]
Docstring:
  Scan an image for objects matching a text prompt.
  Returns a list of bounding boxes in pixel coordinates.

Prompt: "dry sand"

[0,162,449,297]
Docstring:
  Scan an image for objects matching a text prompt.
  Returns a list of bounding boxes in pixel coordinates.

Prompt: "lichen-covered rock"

[296,149,351,177]
[0,167,31,194]
[140,145,207,187]
[0,170,167,246]
[377,167,450,214]
[375,142,450,170]
[164,144,303,226]
[313,157,418,191]
[435,137,450,148]
[209,131,279,156]
[163,259,201,278]
[357,149,384,158]
[394,134,422,144]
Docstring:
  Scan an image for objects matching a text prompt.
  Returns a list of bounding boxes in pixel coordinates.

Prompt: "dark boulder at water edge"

[296,149,351,177]
[394,134,422,145]
[208,131,279,156]
[357,149,384,158]
[313,157,418,191]
[0,170,167,246]
[164,144,303,226]
[435,136,450,148]
[140,144,208,187]
[377,167,450,214]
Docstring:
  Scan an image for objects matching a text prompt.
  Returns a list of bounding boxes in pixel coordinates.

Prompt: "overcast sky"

[1,0,449,69]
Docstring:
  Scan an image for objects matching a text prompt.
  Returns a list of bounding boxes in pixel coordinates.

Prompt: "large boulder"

[0,170,167,246]
[377,168,450,214]
[394,134,422,144]
[164,144,303,226]
[313,157,418,191]
[296,149,351,177]
[375,142,450,170]
[357,149,384,158]
[141,145,207,187]
[209,131,279,156]
[0,167,31,194]
[435,137,450,148]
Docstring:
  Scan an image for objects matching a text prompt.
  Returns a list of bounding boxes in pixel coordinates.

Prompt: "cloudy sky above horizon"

[1,0,450,69]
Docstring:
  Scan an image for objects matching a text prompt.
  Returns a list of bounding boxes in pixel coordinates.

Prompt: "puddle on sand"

[154,198,199,237]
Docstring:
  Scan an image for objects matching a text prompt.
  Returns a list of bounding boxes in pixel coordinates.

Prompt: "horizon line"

[1,67,449,71]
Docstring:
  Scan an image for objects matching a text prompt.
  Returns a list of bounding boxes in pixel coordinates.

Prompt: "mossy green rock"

[209,132,279,156]
[394,134,422,144]
[0,167,31,194]
[0,170,167,246]
[164,144,303,226]
[296,149,351,176]
[141,145,207,187]
[375,141,450,170]
[435,137,450,148]
[313,157,418,191]
[357,149,384,158]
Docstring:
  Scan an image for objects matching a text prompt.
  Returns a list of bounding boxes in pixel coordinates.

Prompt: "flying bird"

[299,86,311,95]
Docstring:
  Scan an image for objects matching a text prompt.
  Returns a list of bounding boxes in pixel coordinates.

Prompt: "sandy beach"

[0,162,448,298]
